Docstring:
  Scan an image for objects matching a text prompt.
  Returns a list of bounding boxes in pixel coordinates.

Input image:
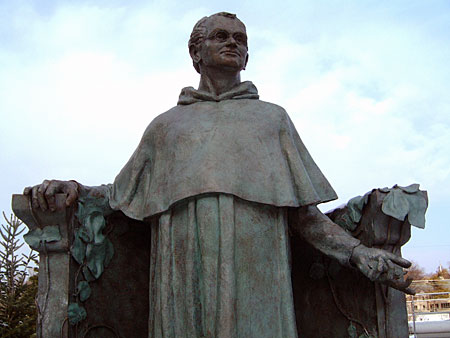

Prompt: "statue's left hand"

[350,244,415,294]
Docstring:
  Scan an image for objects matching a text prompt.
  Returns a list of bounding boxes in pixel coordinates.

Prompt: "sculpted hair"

[188,12,244,74]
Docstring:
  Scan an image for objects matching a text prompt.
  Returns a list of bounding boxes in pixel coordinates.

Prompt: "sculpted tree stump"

[12,185,426,337]
[12,194,150,338]
[292,187,427,337]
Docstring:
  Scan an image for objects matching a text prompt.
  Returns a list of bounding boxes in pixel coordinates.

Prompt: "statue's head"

[188,12,249,75]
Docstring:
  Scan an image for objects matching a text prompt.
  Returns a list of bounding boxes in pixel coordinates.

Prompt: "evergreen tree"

[0,212,38,338]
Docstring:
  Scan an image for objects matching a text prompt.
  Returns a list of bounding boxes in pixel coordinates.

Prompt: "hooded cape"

[109,81,337,220]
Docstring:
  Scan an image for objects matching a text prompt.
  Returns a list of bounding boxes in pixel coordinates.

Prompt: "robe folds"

[109,81,337,220]
[106,81,340,338]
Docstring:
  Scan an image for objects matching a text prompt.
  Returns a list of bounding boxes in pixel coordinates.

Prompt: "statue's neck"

[198,68,241,96]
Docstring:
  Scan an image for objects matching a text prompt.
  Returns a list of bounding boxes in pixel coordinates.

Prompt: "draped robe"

[104,81,345,337]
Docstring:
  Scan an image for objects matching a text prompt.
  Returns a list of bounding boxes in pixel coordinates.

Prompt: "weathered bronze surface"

[14,12,427,338]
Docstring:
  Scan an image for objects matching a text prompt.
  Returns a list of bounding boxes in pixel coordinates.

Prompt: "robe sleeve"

[109,126,155,220]
[279,111,338,206]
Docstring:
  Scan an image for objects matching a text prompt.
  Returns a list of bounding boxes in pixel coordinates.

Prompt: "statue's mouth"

[221,50,240,57]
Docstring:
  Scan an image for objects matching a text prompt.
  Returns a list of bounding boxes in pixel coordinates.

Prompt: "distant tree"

[423,265,450,298]
[0,212,38,338]
[429,265,450,280]
[405,261,427,280]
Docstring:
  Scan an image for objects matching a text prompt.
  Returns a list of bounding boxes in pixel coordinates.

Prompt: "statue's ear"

[243,53,249,70]
[189,45,202,74]
[189,46,201,64]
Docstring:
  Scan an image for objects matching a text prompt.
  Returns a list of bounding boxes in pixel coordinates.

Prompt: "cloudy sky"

[1,0,449,272]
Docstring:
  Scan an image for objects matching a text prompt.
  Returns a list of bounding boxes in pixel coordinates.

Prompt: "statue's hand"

[350,244,415,295]
[24,180,79,212]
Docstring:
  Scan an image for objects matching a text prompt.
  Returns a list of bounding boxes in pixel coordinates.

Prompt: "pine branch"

[0,211,37,337]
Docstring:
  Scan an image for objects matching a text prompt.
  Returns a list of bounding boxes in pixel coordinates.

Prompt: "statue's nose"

[226,36,238,46]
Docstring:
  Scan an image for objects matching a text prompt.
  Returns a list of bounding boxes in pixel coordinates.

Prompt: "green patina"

[68,303,87,325]
[23,225,61,250]
[347,322,377,338]
[335,184,427,232]
[68,195,114,325]
[335,193,371,231]
[77,281,91,302]
[381,184,427,228]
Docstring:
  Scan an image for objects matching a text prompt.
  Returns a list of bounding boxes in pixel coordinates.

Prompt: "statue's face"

[197,16,248,73]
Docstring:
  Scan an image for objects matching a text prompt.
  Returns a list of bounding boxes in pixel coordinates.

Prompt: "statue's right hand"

[23,180,79,212]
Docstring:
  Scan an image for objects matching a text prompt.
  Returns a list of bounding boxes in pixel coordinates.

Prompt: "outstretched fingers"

[386,252,412,269]
[387,276,415,295]
[380,254,414,294]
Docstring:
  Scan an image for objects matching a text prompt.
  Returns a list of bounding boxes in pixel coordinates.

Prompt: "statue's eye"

[233,34,247,45]
[215,31,229,42]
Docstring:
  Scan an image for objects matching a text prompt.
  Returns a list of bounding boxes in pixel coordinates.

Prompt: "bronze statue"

[24,12,413,338]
